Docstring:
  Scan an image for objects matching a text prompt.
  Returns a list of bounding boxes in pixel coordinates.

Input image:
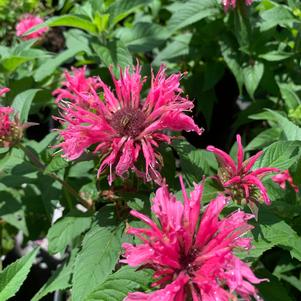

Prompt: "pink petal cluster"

[272,170,299,193]
[16,14,48,40]
[0,87,10,97]
[207,135,278,209]
[53,65,203,184]
[223,0,253,11]
[122,177,265,301]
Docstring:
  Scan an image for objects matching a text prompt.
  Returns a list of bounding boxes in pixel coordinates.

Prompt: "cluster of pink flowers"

[53,65,203,184]
[207,135,279,214]
[122,177,265,300]
[223,0,253,11]
[16,14,48,40]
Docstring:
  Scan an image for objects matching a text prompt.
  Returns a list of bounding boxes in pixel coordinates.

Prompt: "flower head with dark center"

[207,135,279,215]
[53,64,203,184]
[121,177,265,301]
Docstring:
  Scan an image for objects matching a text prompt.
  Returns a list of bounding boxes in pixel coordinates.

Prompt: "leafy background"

[0,0,301,300]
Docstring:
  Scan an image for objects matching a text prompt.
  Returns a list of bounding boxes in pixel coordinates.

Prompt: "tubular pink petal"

[236,134,244,171]
[207,146,236,174]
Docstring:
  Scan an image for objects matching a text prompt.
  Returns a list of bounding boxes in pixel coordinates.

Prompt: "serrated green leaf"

[108,0,153,26]
[0,248,39,301]
[72,223,123,301]
[167,0,220,32]
[117,22,169,52]
[45,155,69,173]
[84,266,152,301]
[245,128,281,151]
[248,207,301,260]
[242,61,264,99]
[12,89,40,123]
[253,141,301,170]
[47,211,92,254]
[278,83,301,110]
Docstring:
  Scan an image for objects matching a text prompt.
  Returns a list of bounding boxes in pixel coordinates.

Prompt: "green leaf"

[72,223,123,301]
[266,110,301,141]
[0,56,34,73]
[12,89,40,123]
[45,155,69,173]
[153,33,192,65]
[47,211,92,254]
[84,266,152,301]
[31,249,77,301]
[172,139,217,186]
[242,61,264,99]
[167,0,220,32]
[219,36,243,93]
[92,40,132,75]
[108,0,153,26]
[248,207,301,260]
[34,46,87,82]
[27,15,97,35]
[253,141,301,170]
[0,248,39,301]
[245,128,281,151]
[116,22,170,52]
[278,83,301,110]
[260,6,297,31]
[259,51,293,62]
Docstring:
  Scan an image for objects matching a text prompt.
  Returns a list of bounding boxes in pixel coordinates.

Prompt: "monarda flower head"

[121,177,265,301]
[207,135,278,215]
[53,65,203,184]
[16,14,48,40]
[223,0,253,11]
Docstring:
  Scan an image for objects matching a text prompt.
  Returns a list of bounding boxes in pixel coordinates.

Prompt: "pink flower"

[0,87,10,97]
[223,0,253,11]
[121,177,265,301]
[272,170,299,193]
[207,135,279,212]
[16,14,48,40]
[53,65,203,184]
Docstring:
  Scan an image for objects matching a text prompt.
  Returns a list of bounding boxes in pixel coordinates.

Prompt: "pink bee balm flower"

[16,14,48,40]
[121,177,265,301]
[207,135,279,212]
[53,65,203,184]
[272,170,299,193]
[223,0,253,11]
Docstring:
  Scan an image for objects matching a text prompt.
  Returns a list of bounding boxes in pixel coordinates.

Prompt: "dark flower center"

[180,247,199,276]
[110,107,146,137]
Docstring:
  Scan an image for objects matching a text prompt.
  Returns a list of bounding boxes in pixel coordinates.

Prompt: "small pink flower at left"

[207,135,279,213]
[121,177,265,301]
[223,0,253,11]
[272,170,299,193]
[53,65,203,184]
[0,87,24,148]
[16,14,48,40]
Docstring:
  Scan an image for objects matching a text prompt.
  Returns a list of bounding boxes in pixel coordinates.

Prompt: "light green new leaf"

[84,266,152,301]
[72,224,123,301]
[47,211,92,254]
[45,156,69,173]
[242,61,264,99]
[0,248,39,301]
[12,89,40,123]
